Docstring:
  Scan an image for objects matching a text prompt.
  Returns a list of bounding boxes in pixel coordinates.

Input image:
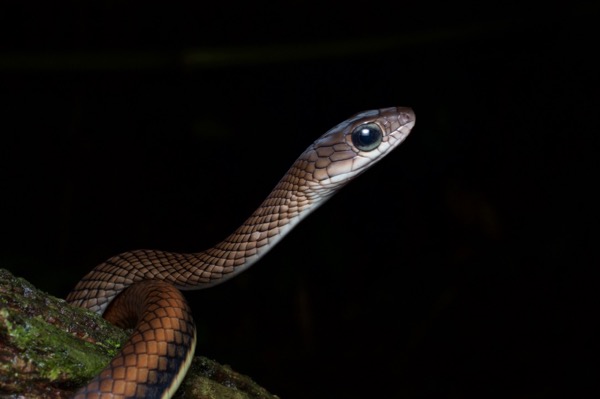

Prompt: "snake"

[66,106,416,398]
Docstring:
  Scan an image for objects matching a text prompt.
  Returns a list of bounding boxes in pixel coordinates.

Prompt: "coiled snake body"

[67,107,416,398]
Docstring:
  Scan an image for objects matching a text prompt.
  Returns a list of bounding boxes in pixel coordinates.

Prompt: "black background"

[0,2,597,398]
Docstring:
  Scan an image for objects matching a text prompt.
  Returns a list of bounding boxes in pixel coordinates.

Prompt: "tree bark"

[0,268,278,399]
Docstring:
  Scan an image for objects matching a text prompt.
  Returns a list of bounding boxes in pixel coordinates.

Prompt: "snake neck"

[66,155,341,313]
[190,156,340,287]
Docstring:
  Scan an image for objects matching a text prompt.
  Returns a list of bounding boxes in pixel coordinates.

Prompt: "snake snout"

[396,107,416,127]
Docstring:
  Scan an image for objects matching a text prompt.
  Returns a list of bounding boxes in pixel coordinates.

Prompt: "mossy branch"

[0,268,278,399]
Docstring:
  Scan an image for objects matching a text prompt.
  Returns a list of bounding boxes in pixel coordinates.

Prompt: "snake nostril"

[398,110,415,126]
[399,112,410,124]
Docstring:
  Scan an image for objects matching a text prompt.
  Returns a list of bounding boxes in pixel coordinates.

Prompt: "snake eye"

[351,123,383,151]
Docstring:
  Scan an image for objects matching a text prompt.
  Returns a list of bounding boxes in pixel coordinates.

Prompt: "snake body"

[67,106,415,398]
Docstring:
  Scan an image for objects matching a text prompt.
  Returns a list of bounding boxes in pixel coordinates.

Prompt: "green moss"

[2,307,115,382]
[0,268,128,386]
[1,268,278,398]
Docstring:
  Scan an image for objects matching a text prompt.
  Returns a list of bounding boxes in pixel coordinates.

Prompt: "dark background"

[0,2,597,398]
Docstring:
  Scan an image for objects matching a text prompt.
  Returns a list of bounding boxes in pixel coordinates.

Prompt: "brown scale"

[67,107,415,398]
[72,280,195,399]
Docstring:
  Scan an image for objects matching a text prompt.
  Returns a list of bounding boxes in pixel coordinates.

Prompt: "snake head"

[297,107,415,189]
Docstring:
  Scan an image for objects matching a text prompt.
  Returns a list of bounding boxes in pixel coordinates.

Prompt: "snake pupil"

[351,123,383,151]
